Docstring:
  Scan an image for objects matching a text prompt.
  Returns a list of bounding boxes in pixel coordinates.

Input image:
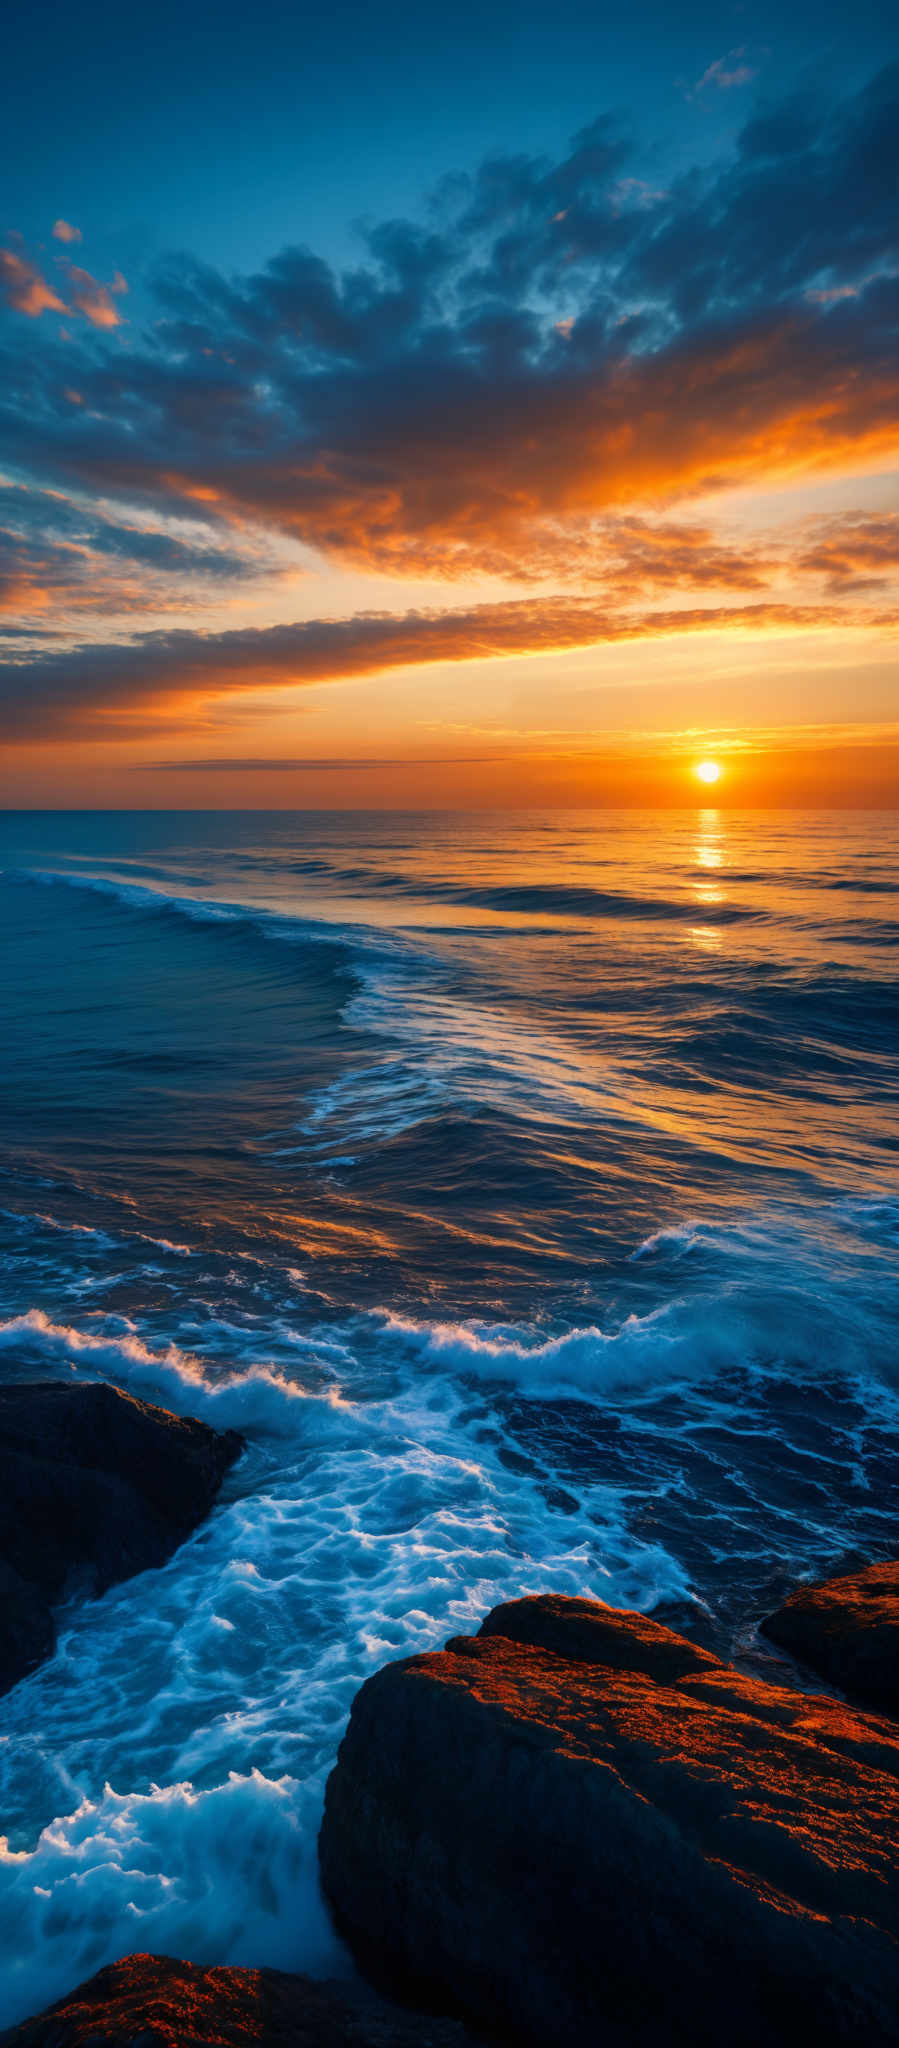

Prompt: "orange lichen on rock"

[4,1956,267,2048]
[4,1953,479,2046]
[763,1560,899,1715]
[320,1593,899,2048]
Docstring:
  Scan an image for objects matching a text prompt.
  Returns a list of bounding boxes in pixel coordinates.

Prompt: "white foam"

[0,1309,351,1437]
[0,1769,344,2026]
[629,1221,707,1260]
[376,1201,899,1399]
[375,1295,783,1399]
[2,1192,897,2028]
[0,1298,689,2027]
[301,961,630,1158]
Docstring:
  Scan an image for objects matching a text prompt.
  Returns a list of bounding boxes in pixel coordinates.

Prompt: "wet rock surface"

[763,1559,899,1715]
[319,1592,899,2047]
[0,1953,482,2046]
[0,1380,242,1696]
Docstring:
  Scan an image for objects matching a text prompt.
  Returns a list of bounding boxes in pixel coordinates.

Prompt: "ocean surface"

[0,806,897,2025]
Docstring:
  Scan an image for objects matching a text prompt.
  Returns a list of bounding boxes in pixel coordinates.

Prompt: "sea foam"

[0,1297,689,2028]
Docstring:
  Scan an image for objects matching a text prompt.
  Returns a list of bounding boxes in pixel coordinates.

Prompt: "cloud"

[145,754,500,770]
[797,512,899,593]
[0,65,896,591]
[1,241,128,328]
[52,220,82,245]
[0,592,886,741]
[693,51,758,95]
[0,480,275,621]
[0,63,896,747]
[0,247,66,318]
[62,262,127,328]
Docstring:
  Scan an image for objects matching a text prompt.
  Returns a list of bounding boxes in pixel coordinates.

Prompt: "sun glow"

[694,760,722,785]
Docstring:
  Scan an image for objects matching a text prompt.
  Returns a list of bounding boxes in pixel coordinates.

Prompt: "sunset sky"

[2,0,897,806]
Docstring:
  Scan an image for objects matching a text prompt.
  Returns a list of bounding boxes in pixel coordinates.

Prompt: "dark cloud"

[0,63,896,738]
[0,593,879,741]
[0,481,273,617]
[146,754,500,770]
[629,64,899,322]
[2,274,896,587]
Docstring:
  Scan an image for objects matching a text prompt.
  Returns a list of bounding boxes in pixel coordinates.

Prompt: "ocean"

[0,806,897,2026]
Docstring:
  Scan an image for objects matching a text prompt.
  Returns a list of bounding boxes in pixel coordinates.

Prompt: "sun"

[694,760,722,785]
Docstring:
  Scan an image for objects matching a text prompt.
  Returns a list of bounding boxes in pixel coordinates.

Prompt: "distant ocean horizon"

[1,805,897,2026]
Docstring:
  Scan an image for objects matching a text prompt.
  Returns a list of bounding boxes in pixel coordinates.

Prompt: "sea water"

[0,807,897,2024]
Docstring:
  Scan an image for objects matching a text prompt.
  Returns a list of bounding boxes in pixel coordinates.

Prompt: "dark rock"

[0,1952,482,2046]
[762,1559,899,1714]
[319,1592,899,2048]
[0,1380,242,1696]
[0,1558,55,1690]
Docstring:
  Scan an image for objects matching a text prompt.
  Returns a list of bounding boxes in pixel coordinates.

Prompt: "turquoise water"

[0,807,897,2023]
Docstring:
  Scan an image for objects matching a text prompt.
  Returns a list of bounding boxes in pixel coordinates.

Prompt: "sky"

[1,0,897,806]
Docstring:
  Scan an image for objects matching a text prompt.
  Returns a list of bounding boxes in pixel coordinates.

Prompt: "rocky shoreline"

[3,1378,898,2045]
[319,1589,899,2047]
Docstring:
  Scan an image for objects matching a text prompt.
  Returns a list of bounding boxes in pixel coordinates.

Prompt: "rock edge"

[0,1378,242,1696]
[762,1558,899,1714]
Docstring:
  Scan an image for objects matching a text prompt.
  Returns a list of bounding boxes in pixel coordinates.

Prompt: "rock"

[0,1952,482,2046]
[762,1559,899,1714]
[319,1593,899,2048]
[0,1380,242,1696]
[0,1558,55,1691]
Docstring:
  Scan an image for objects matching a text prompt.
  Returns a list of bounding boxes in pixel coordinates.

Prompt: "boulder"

[0,1952,481,2046]
[763,1559,899,1715]
[319,1593,899,2047]
[0,1380,242,1696]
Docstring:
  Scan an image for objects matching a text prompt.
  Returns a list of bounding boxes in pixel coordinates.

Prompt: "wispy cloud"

[692,50,758,96]
[146,754,502,770]
[797,511,899,593]
[1,593,889,741]
[0,238,127,327]
[63,262,127,329]
[0,480,277,623]
[0,247,67,318]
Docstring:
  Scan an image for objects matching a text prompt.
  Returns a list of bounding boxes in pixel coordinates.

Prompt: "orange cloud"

[119,301,896,585]
[0,248,66,318]
[1,592,891,741]
[52,219,82,245]
[64,263,127,328]
[797,512,899,592]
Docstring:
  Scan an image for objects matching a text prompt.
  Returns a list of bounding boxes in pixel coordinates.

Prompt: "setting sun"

[695,760,722,785]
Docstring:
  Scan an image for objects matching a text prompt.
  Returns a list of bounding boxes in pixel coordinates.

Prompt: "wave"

[10,867,374,969]
[253,853,768,925]
[376,1199,899,1400]
[0,1767,345,2029]
[0,1310,355,1438]
[13,861,770,931]
[375,1288,865,1399]
[1,1197,897,2033]
[0,1289,691,2028]
[21,868,242,923]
